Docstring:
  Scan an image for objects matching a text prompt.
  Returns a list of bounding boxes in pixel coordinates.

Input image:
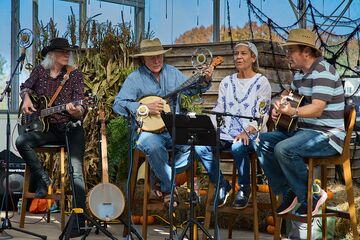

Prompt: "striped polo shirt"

[291,57,345,153]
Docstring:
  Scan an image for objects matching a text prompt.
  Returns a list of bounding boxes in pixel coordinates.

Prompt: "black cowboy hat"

[41,38,79,57]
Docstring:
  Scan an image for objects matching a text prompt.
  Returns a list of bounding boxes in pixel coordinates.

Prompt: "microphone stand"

[203,110,258,240]
[0,50,46,239]
[166,92,178,240]
[123,108,143,240]
[164,77,205,240]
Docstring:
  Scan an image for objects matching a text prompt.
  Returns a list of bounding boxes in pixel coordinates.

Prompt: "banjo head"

[87,183,125,221]
[138,96,171,132]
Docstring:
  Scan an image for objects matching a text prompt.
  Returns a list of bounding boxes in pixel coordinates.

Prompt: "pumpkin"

[140,215,155,225]
[266,225,275,234]
[175,172,187,186]
[266,215,274,226]
[199,189,207,196]
[257,184,269,193]
[131,215,141,225]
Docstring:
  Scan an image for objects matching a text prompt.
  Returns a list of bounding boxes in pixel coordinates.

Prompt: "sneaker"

[218,180,232,207]
[233,185,251,209]
[276,189,298,215]
[295,189,327,216]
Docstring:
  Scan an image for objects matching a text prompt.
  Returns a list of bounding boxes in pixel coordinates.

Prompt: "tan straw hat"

[131,38,172,57]
[280,29,322,55]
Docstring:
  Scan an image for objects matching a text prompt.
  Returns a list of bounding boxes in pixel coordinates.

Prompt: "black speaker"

[0,150,25,211]
[0,162,25,193]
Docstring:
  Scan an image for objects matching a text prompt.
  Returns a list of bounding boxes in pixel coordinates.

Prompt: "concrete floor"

[0,211,274,240]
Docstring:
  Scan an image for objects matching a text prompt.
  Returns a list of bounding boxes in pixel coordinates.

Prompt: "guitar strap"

[48,65,74,107]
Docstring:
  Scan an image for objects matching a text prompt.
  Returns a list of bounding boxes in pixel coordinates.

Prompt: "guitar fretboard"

[40,100,83,117]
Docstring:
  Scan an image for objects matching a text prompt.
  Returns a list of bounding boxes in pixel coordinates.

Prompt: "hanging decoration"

[245,0,359,77]
[196,0,199,26]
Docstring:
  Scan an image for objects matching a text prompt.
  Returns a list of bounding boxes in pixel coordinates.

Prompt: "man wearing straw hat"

[256,28,345,216]
[113,38,214,208]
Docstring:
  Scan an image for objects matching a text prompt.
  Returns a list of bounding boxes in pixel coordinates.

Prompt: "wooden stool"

[203,151,279,240]
[276,105,359,240]
[126,149,192,240]
[19,144,66,230]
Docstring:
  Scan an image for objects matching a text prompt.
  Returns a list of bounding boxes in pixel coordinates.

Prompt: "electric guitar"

[18,94,97,134]
[275,92,304,132]
[137,56,224,133]
[86,106,125,221]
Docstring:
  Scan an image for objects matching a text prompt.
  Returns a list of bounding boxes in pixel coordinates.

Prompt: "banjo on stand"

[87,107,125,222]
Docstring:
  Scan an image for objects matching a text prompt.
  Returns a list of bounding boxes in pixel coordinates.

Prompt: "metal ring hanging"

[17,28,34,49]
[191,47,213,70]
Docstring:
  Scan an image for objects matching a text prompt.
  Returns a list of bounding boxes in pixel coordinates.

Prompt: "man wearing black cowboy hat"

[256,28,345,217]
[113,38,214,208]
[16,37,86,237]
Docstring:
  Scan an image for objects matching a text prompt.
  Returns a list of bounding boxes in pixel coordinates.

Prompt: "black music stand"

[161,113,216,240]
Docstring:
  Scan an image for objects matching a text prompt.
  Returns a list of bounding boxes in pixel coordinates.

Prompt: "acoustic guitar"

[137,56,224,133]
[18,94,97,134]
[87,107,125,222]
[275,92,304,132]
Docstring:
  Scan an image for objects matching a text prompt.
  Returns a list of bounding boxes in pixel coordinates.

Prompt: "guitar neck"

[40,100,82,117]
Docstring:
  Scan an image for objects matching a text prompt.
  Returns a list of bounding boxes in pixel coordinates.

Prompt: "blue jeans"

[256,129,338,202]
[195,139,256,187]
[136,131,190,193]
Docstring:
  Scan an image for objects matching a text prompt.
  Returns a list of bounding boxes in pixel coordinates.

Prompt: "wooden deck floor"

[0,211,275,240]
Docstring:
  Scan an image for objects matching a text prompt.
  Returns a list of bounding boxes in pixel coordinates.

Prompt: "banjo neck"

[99,107,109,183]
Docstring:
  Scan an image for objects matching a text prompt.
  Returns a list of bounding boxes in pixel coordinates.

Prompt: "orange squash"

[257,184,269,193]
[175,172,187,186]
[266,215,274,226]
[199,189,207,196]
[266,225,275,235]
[140,215,155,225]
[131,215,141,225]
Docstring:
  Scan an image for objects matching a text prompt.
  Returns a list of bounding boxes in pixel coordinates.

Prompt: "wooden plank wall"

[164,40,293,109]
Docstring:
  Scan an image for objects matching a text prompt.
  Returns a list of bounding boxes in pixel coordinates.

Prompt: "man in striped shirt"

[256,28,345,216]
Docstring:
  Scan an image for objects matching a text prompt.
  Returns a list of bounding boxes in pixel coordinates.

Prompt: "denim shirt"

[113,64,210,116]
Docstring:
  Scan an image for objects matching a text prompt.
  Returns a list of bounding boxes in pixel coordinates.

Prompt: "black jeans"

[16,123,86,211]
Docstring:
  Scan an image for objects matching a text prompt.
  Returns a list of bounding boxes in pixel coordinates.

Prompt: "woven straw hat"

[131,38,172,57]
[280,29,322,55]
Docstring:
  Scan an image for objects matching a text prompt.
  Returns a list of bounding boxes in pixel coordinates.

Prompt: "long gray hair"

[41,51,77,69]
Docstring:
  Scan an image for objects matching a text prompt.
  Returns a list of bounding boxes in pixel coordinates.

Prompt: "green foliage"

[107,116,129,183]
[180,94,203,113]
